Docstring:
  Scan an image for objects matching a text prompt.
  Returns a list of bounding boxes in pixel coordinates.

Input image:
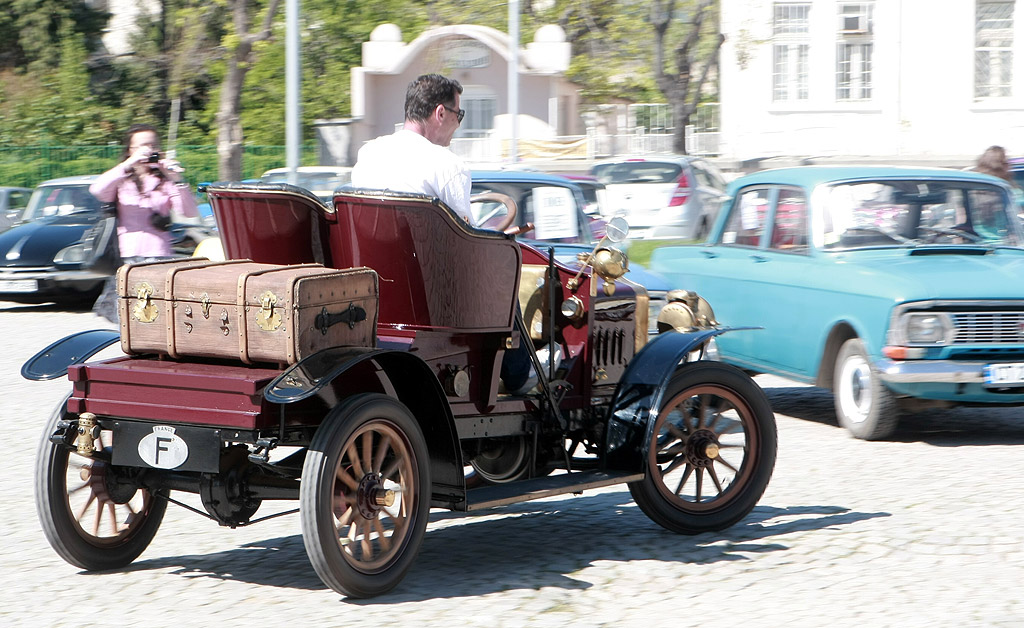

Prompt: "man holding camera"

[90,123,199,259]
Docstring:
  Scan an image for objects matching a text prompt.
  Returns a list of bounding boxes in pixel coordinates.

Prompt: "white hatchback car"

[590,156,728,240]
[260,166,352,203]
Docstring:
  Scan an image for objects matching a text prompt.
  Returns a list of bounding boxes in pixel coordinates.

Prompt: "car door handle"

[700,250,717,259]
[750,254,768,263]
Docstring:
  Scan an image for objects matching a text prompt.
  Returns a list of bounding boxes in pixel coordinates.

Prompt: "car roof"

[592,155,700,166]
[726,166,1009,193]
[36,175,99,186]
[471,170,580,186]
[261,166,351,175]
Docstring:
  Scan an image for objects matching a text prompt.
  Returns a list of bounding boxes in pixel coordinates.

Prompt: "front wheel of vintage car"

[628,362,777,534]
[301,394,431,598]
[35,393,167,570]
[834,338,901,440]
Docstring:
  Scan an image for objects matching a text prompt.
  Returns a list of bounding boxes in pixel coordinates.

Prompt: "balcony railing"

[450,127,720,165]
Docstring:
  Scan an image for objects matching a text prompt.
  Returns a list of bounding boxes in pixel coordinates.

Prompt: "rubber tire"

[628,362,777,534]
[833,338,900,440]
[301,394,431,598]
[35,392,167,570]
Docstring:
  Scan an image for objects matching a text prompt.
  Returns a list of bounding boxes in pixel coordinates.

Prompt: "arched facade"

[348,23,581,161]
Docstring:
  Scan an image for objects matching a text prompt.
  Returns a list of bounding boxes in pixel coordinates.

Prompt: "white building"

[86,0,160,57]
[719,0,1024,164]
[346,23,581,164]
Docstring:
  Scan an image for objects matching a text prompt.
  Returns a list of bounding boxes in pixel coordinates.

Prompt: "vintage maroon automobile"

[24,182,777,598]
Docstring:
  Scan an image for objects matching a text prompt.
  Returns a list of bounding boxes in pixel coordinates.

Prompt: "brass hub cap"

[355,473,392,520]
[685,429,720,469]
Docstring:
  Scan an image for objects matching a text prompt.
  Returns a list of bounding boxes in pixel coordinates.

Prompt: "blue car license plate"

[983,363,1024,386]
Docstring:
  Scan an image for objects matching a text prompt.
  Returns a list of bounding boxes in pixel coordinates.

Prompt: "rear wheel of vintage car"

[301,393,431,598]
[834,338,900,440]
[35,393,167,570]
[628,362,777,534]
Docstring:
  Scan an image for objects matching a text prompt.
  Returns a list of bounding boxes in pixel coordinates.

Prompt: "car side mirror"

[604,216,629,243]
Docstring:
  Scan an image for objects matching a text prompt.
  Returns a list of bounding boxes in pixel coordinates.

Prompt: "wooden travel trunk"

[116,258,378,364]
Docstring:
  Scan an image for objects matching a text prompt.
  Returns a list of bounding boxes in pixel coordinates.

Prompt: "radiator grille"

[951,312,1024,344]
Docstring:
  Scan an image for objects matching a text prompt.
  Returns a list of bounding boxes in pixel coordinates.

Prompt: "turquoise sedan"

[651,166,1024,439]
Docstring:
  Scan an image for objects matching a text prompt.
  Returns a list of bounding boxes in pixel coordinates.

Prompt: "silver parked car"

[590,155,728,240]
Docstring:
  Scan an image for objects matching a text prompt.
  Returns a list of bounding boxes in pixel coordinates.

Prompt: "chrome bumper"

[875,358,988,384]
[0,269,108,282]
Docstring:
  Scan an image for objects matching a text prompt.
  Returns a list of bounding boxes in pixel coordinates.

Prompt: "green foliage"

[5,0,107,72]
[0,28,116,146]
[0,144,317,188]
[0,0,721,162]
[625,237,692,267]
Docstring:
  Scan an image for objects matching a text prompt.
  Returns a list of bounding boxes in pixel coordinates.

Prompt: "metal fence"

[450,103,721,164]
[5,105,722,188]
[450,128,719,165]
[0,144,319,189]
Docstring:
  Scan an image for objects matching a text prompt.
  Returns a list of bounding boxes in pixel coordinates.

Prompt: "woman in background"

[90,123,199,258]
[89,124,199,322]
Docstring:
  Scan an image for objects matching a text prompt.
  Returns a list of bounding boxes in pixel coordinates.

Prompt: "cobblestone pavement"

[2,302,1023,627]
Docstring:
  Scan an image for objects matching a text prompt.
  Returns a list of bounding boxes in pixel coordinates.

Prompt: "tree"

[650,0,723,153]
[238,0,431,147]
[4,0,107,71]
[216,0,282,179]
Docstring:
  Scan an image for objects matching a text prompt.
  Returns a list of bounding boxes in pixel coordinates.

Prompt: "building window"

[772,3,810,101]
[976,1,1014,98]
[836,4,873,100]
[455,87,497,139]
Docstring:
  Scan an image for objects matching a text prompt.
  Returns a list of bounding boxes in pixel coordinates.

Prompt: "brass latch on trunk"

[256,290,283,331]
[132,282,158,323]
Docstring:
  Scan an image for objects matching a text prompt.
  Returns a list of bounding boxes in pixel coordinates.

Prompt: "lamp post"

[285,0,301,184]
[508,0,519,164]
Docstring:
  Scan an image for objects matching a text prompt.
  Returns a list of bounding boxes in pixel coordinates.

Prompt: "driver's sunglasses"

[442,104,465,123]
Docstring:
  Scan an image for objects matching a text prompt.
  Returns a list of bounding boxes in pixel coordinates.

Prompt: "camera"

[147,152,161,164]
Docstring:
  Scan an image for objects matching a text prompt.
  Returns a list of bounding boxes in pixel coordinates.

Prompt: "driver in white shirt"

[351,73,472,222]
[351,73,532,392]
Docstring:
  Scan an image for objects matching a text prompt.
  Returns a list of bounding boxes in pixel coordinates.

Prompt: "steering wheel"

[470,192,518,232]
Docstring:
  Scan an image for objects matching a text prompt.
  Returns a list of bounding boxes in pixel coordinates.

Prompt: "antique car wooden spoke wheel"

[35,394,167,570]
[301,393,430,598]
[629,362,777,534]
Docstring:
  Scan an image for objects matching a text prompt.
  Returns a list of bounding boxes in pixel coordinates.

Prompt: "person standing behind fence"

[90,123,199,258]
[88,124,199,323]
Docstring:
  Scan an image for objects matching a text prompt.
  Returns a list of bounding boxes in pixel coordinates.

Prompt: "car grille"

[950,312,1024,344]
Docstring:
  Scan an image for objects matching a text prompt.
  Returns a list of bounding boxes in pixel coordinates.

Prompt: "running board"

[463,470,644,512]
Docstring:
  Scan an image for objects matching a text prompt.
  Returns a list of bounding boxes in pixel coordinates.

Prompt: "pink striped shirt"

[90,165,199,257]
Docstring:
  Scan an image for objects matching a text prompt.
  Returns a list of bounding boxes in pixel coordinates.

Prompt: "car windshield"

[818,180,1021,249]
[592,162,682,185]
[21,184,102,221]
[471,181,589,244]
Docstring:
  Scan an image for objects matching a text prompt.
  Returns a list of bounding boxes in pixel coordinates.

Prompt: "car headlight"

[902,312,952,344]
[53,242,89,265]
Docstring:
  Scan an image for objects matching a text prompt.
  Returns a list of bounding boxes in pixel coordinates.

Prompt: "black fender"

[603,327,751,471]
[264,346,464,505]
[21,329,121,381]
